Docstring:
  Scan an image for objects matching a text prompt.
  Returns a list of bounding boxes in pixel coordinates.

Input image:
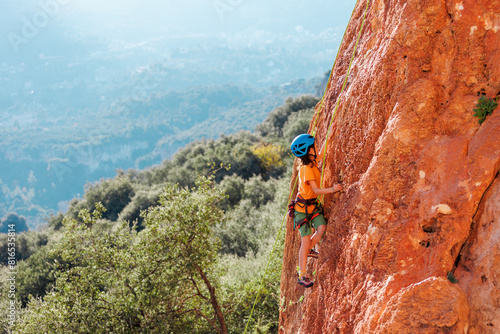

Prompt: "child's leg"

[309,224,326,250]
[299,235,312,276]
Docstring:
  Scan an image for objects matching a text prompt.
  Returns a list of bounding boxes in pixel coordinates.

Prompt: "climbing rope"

[318,0,371,203]
[243,0,371,332]
[242,176,298,334]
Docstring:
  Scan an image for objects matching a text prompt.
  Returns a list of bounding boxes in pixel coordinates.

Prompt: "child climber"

[290,133,343,288]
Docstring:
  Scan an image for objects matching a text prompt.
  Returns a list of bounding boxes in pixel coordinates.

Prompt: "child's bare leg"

[299,235,312,275]
[309,224,326,250]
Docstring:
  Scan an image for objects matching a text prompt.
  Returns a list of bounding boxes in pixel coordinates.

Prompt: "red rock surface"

[279,0,500,333]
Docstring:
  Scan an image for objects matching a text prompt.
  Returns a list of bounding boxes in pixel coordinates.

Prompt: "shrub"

[256,95,319,139]
[0,213,29,234]
[242,175,278,208]
[251,143,286,172]
[83,176,135,221]
[473,95,498,124]
[217,199,261,257]
[0,231,48,265]
[118,186,162,230]
[15,247,58,306]
[17,176,228,334]
[219,175,245,211]
[282,108,315,143]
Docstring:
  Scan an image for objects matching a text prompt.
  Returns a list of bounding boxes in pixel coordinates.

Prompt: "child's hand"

[331,184,343,193]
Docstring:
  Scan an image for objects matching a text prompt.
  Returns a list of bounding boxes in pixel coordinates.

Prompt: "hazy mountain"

[0,0,356,228]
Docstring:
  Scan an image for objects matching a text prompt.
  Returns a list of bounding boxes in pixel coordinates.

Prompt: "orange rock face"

[279,0,500,333]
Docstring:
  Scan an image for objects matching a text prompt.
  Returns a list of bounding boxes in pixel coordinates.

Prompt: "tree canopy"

[3,94,317,333]
[17,176,228,333]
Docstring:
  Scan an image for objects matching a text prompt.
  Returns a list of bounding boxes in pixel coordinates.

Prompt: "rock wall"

[279,0,500,333]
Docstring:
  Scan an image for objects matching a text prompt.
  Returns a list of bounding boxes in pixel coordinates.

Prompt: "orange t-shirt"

[295,162,321,213]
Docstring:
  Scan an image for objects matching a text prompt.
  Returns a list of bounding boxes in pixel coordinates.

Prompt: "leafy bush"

[118,186,162,231]
[256,95,319,140]
[83,176,135,221]
[14,247,58,307]
[63,176,135,222]
[217,199,261,257]
[178,132,265,182]
[219,175,245,211]
[0,213,29,234]
[217,176,287,257]
[242,175,279,208]
[17,176,228,333]
[282,107,315,143]
[251,143,286,176]
[20,90,316,333]
[217,178,288,333]
[0,231,48,265]
[218,250,282,334]
[47,212,65,231]
[473,95,498,124]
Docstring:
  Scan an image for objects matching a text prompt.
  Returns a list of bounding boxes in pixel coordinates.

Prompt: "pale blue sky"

[2,0,355,42]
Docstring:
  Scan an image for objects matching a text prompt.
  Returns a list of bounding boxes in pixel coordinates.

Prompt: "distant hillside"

[2,94,319,333]
[0,75,324,228]
[0,0,355,229]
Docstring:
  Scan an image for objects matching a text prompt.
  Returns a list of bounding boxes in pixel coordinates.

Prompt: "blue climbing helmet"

[291,134,315,157]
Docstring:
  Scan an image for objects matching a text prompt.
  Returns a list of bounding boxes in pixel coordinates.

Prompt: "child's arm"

[316,145,325,163]
[308,180,343,196]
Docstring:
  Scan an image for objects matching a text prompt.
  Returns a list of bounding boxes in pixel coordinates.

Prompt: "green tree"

[0,213,29,234]
[177,132,264,182]
[119,185,162,231]
[47,212,65,231]
[219,175,245,211]
[15,246,58,307]
[256,95,319,140]
[242,175,278,208]
[216,176,289,333]
[0,231,48,265]
[83,176,135,221]
[282,107,315,143]
[17,176,228,334]
[216,199,260,257]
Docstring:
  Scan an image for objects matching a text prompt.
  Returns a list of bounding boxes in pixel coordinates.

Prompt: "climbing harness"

[288,194,323,231]
[243,0,372,332]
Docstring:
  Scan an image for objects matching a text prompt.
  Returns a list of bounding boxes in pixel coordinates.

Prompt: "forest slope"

[1,95,319,333]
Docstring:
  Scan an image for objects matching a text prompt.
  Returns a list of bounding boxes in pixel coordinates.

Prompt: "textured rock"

[279,0,500,333]
[455,177,500,333]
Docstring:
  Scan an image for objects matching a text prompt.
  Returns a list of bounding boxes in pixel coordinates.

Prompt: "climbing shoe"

[308,248,319,258]
[298,275,314,288]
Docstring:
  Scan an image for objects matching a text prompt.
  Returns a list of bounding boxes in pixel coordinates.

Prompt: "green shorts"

[294,210,326,237]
